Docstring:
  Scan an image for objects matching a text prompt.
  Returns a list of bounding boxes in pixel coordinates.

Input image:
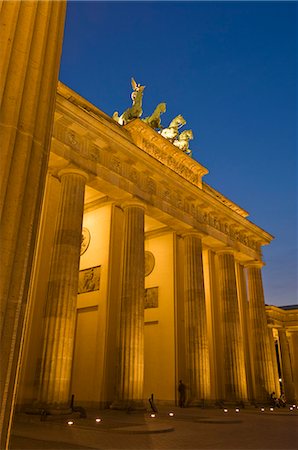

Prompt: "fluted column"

[183,233,210,404]
[278,329,295,402]
[217,251,248,401]
[38,169,88,409]
[246,262,276,401]
[267,328,281,395]
[0,1,66,446]
[113,201,145,409]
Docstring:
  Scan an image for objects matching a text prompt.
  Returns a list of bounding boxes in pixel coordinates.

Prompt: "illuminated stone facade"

[15,83,298,411]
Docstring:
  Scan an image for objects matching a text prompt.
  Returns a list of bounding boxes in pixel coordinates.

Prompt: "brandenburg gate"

[16,80,290,412]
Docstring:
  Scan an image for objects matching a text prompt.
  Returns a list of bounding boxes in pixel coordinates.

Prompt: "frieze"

[52,120,260,255]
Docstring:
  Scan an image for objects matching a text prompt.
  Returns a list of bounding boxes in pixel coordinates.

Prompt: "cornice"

[202,183,249,218]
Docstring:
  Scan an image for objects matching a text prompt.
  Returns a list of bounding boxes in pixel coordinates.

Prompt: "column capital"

[58,167,89,182]
[121,198,146,212]
[182,230,206,239]
[245,260,265,269]
[216,247,234,256]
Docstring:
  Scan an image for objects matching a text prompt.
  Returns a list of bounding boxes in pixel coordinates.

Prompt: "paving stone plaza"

[11,406,297,450]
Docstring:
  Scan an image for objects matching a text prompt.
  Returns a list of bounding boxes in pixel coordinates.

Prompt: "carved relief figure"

[160,114,186,142]
[143,102,166,130]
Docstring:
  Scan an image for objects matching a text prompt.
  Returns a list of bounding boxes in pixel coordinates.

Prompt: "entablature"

[52,82,274,262]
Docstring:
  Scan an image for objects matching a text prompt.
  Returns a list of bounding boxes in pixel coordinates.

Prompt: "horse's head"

[169,114,186,129]
[158,103,166,113]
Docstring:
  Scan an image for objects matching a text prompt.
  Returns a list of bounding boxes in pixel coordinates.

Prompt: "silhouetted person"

[178,380,186,407]
[270,391,280,408]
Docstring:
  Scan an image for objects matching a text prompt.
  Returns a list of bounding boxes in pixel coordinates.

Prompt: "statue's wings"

[131,78,137,91]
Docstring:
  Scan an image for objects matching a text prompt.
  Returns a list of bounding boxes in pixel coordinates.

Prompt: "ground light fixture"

[235,408,240,413]
[260,408,265,412]
[269,407,274,411]
[95,418,102,422]
[168,412,174,417]
[150,413,156,418]
[223,409,228,413]
[67,420,74,425]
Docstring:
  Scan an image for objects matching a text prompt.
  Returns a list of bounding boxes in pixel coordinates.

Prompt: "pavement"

[10,405,298,450]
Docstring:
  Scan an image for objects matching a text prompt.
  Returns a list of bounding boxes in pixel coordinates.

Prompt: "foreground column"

[112,201,145,409]
[0,1,66,446]
[183,233,210,404]
[278,329,295,403]
[217,251,248,402]
[38,169,88,409]
[246,262,276,402]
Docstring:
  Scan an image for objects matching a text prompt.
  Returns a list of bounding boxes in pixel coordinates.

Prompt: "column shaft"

[247,265,276,401]
[267,328,280,395]
[217,252,248,401]
[184,234,210,403]
[0,1,66,445]
[38,171,87,408]
[116,204,145,408]
[278,329,295,402]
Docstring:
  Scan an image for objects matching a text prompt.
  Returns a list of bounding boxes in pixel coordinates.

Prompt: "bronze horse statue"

[160,114,186,142]
[143,102,166,130]
[173,129,193,156]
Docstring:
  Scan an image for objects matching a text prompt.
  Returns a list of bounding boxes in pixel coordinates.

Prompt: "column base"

[110,399,146,411]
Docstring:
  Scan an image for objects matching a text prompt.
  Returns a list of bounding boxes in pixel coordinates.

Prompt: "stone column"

[183,233,210,404]
[278,329,295,403]
[38,169,88,409]
[246,262,276,401]
[217,251,248,402]
[267,328,281,395]
[113,201,146,409]
[0,1,66,446]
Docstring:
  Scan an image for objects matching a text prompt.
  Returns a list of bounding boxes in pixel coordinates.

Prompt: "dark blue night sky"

[59,1,297,306]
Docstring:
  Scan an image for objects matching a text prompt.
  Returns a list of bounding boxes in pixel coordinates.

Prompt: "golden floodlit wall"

[144,232,176,403]
[71,204,113,407]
